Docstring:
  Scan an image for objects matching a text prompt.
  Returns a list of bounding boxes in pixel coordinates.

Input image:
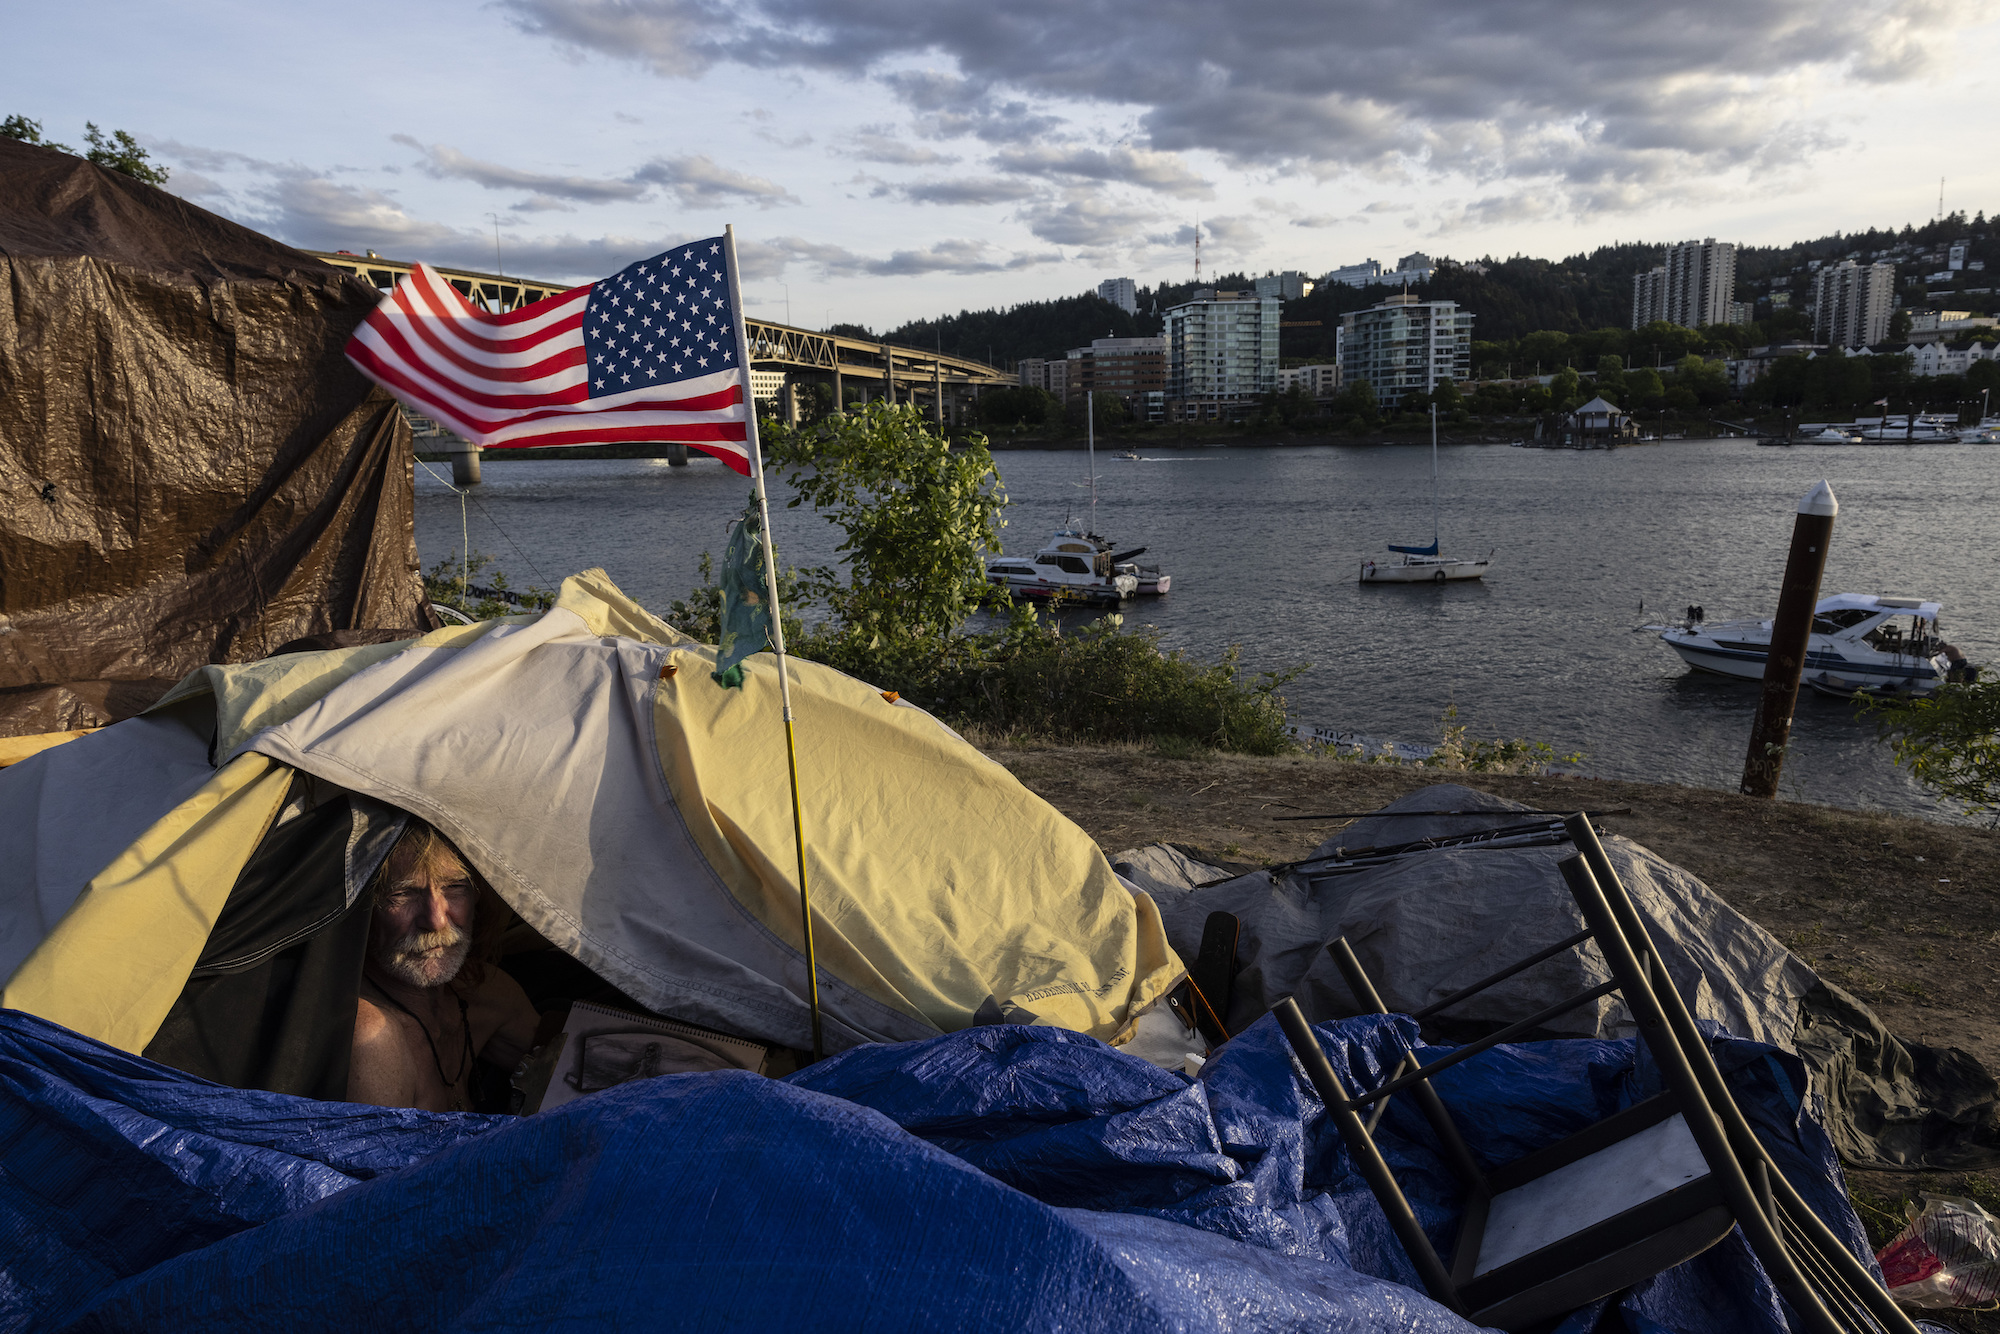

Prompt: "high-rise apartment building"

[1631,238,1738,330]
[1338,293,1473,407]
[1164,290,1280,418]
[1096,277,1138,315]
[1069,337,1166,403]
[1323,259,1383,288]
[1015,357,1070,399]
[1812,261,1897,347]
[1253,271,1315,301]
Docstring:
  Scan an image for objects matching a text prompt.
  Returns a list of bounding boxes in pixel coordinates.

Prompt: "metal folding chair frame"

[1272,813,1916,1333]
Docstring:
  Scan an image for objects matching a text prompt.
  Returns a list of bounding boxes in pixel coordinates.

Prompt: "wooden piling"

[1740,481,1838,798]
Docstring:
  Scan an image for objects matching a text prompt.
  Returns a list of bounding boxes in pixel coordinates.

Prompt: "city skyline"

[11,0,1999,330]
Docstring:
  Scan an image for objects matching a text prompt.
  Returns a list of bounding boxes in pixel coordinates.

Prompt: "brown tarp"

[0,137,430,736]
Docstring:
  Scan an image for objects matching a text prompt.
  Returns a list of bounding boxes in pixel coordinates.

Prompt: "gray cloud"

[841,129,959,166]
[767,235,1053,277]
[990,144,1212,199]
[500,0,1952,212]
[1018,191,1164,247]
[895,176,1042,206]
[632,154,800,208]
[393,136,651,204]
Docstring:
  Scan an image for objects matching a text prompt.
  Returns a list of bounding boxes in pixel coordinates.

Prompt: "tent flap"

[1,753,293,1052]
[239,570,1179,1052]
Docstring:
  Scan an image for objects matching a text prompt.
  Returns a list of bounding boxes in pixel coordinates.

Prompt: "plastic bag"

[1876,1195,2000,1308]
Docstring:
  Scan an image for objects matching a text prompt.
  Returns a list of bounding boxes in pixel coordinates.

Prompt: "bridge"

[309,250,1017,429]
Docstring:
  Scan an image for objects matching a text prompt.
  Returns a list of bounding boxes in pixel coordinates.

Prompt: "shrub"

[1870,682,2000,825]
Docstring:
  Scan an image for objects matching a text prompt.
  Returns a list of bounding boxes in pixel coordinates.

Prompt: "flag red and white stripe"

[344,262,752,474]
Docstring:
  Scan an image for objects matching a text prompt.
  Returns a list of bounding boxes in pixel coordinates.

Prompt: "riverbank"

[988,737,2000,1296]
[979,428,1744,450]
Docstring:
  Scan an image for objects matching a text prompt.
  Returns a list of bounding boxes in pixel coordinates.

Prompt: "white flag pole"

[723,225,824,1061]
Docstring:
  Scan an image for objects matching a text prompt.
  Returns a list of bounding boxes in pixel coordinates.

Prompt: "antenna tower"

[1194,215,1201,285]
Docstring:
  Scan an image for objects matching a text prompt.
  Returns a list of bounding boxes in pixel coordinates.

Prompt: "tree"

[1,114,68,152]
[1888,308,1914,344]
[1967,359,2000,396]
[1673,354,1729,406]
[1338,378,1379,423]
[1594,355,1626,405]
[1759,355,1812,408]
[1519,330,1572,372]
[1431,377,1466,421]
[2,114,168,184]
[766,402,1007,648]
[1550,365,1582,409]
[1068,391,1131,432]
[794,381,835,423]
[978,384,1062,429]
[1871,682,2000,825]
[1625,366,1665,410]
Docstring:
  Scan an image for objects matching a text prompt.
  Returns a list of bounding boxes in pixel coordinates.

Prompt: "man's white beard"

[375,925,470,989]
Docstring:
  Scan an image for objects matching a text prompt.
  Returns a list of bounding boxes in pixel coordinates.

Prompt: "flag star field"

[583,240,736,397]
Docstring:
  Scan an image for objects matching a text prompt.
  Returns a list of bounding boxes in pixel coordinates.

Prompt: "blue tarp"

[0,1008,1881,1333]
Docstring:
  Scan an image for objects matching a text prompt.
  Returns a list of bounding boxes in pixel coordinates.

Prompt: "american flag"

[345,235,752,474]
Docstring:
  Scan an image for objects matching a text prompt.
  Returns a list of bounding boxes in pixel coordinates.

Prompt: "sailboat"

[983,390,1172,603]
[1359,405,1492,584]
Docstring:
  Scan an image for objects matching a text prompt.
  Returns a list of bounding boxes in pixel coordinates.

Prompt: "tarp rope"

[415,457,471,608]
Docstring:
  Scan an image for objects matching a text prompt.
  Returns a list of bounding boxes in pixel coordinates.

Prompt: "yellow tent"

[0,571,1181,1094]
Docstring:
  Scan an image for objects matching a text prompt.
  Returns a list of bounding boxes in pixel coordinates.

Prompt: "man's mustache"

[392,926,466,959]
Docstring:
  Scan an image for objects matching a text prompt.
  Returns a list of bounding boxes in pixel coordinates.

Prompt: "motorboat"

[985,529,1147,604]
[1654,594,1975,697]
[983,390,1172,604]
[1797,426,1858,444]
[1856,423,1959,443]
[1849,411,1960,443]
[1361,405,1491,584]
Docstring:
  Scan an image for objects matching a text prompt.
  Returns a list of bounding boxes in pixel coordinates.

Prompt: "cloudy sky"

[14,0,1998,329]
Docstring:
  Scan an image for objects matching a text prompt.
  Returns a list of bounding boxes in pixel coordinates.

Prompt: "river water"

[414,441,1999,818]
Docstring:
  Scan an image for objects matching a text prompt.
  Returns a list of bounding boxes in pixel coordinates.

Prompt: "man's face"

[369,839,477,989]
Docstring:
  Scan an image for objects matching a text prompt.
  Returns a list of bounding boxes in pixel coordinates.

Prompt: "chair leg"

[1559,854,1851,1334]
[1326,939,1489,1189]
[1272,998,1467,1315]
[1563,816,1921,1334]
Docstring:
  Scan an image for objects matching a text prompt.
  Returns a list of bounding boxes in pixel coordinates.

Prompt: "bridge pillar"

[444,437,482,486]
[667,443,689,467]
[881,342,894,405]
[933,359,944,434]
[833,364,844,412]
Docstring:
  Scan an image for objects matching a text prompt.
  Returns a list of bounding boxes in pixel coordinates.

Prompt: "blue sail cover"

[0,1009,1880,1334]
[1387,542,1440,556]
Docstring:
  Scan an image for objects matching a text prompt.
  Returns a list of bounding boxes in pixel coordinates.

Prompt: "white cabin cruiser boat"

[1360,405,1491,584]
[1656,594,1974,697]
[985,529,1169,604]
[984,391,1171,604]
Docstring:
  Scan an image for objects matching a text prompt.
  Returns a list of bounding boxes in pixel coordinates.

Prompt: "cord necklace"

[366,976,473,1110]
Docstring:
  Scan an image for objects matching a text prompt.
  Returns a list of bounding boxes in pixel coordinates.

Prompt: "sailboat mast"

[1087,389,1098,531]
[1431,403,1439,550]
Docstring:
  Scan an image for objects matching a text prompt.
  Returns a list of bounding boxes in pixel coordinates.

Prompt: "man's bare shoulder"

[353,996,399,1046]
[348,997,422,1107]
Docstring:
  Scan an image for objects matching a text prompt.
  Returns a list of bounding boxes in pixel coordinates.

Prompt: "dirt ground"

[986,740,2000,1328]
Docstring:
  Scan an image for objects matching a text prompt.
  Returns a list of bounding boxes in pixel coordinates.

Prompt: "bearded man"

[347,823,540,1111]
